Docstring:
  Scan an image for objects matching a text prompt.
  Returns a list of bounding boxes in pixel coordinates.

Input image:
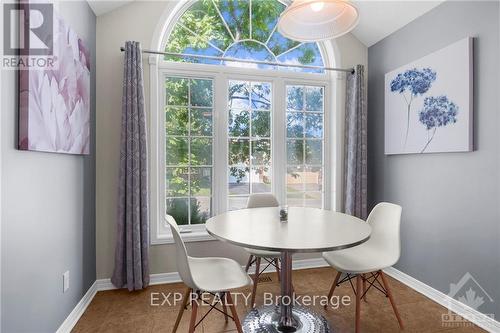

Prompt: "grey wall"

[0,1,96,332]
[368,1,500,318]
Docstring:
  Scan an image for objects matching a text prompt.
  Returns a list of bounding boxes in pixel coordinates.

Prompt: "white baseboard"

[95,257,329,291]
[247,257,329,275]
[96,271,184,291]
[384,267,500,333]
[55,281,98,333]
[58,258,499,333]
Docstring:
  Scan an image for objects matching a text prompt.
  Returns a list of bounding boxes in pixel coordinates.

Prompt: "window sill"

[151,229,215,245]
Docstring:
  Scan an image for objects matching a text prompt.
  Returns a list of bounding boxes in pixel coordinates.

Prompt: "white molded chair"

[244,194,282,307]
[322,202,404,333]
[167,215,252,333]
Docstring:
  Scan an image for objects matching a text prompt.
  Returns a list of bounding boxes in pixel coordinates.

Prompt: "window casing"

[286,85,324,208]
[228,80,273,210]
[164,0,325,73]
[150,0,337,244]
[165,77,214,226]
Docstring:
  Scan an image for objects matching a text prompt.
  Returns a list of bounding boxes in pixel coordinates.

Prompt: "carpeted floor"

[72,267,485,333]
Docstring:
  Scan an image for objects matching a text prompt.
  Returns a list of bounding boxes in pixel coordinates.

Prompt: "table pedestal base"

[242,305,331,333]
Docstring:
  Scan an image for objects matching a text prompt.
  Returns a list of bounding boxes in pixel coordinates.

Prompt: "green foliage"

[252,111,270,137]
[182,1,231,47]
[229,166,249,184]
[222,0,250,40]
[166,167,189,196]
[227,81,272,184]
[190,199,210,224]
[163,19,327,219]
[166,137,189,165]
[167,198,209,225]
[305,114,323,138]
[165,78,213,224]
[305,87,323,111]
[165,0,319,67]
[298,47,315,64]
[166,107,189,135]
[251,0,285,42]
[305,140,322,164]
[287,86,304,110]
[228,139,249,165]
[229,110,250,137]
[251,139,270,165]
[190,79,213,107]
[166,78,188,105]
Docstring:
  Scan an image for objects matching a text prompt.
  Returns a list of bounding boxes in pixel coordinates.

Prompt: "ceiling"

[87,1,133,16]
[351,1,443,46]
[87,0,444,47]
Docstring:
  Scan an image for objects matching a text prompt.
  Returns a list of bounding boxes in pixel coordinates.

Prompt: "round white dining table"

[206,206,371,333]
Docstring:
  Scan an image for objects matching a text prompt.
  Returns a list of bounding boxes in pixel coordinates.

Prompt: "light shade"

[278,0,359,42]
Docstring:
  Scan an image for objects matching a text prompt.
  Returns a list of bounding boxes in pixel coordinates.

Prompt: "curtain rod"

[120,47,355,74]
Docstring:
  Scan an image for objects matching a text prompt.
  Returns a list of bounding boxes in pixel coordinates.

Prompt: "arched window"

[151,0,333,242]
[165,0,324,73]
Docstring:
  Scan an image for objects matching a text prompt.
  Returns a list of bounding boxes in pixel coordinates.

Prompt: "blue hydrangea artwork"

[384,37,473,155]
[419,96,459,153]
[390,68,437,145]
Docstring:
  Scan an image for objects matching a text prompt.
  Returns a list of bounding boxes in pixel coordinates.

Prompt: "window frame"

[164,76,216,228]
[285,84,326,209]
[227,79,274,210]
[151,58,333,244]
[163,0,326,74]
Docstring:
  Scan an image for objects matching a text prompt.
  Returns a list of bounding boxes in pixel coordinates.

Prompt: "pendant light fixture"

[278,0,359,42]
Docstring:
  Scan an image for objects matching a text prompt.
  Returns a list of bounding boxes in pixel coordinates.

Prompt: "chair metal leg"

[275,258,281,282]
[173,288,191,333]
[250,257,261,307]
[245,255,254,273]
[379,271,404,330]
[355,275,362,333]
[188,293,198,333]
[226,292,243,333]
[325,271,342,308]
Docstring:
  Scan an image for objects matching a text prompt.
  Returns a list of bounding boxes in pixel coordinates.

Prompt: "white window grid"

[165,0,326,74]
[285,85,325,208]
[152,63,334,244]
[227,80,273,208]
[165,77,215,225]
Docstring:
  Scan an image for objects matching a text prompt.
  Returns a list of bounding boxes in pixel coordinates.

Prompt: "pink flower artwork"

[19,13,91,155]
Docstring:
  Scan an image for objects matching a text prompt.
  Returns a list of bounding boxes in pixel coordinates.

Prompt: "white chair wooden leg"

[355,275,362,333]
[362,274,368,302]
[380,271,404,330]
[221,292,229,323]
[250,257,261,307]
[172,288,191,333]
[245,255,254,273]
[325,271,342,308]
[188,295,198,333]
[226,292,243,333]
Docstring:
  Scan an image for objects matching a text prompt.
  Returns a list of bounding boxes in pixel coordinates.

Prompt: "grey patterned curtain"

[111,41,150,290]
[344,65,367,220]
